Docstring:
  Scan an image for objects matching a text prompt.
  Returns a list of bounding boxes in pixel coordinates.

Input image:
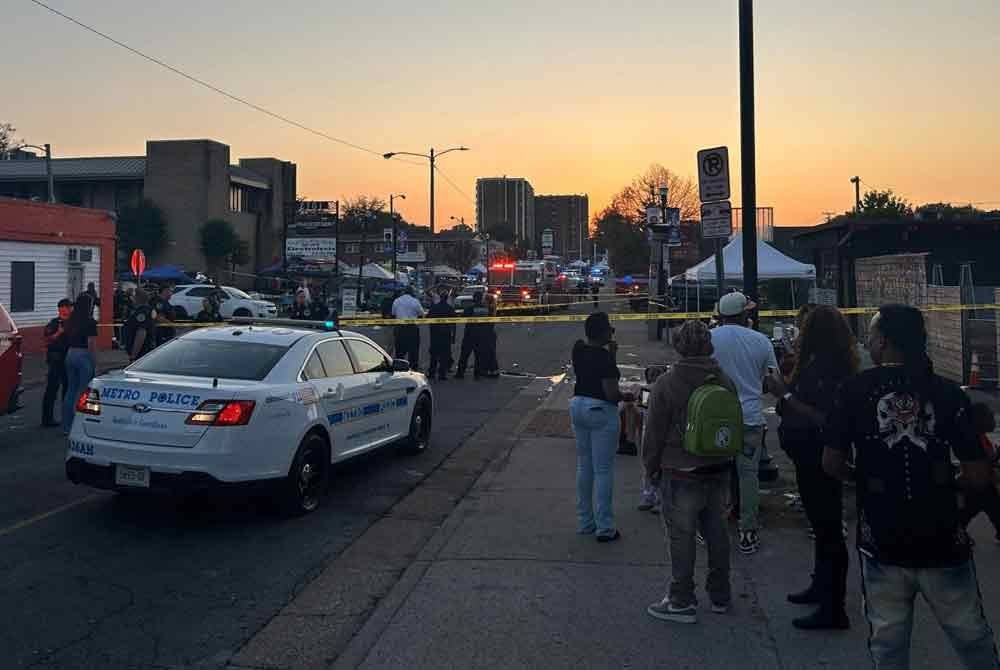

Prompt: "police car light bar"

[229,316,340,332]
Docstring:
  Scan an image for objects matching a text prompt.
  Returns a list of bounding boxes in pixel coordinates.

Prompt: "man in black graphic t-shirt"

[824,305,998,669]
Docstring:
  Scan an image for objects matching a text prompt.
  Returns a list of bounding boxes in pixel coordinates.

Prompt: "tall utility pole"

[334,200,340,280]
[383,146,469,235]
[44,144,54,203]
[850,176,861,214]
[357,212,371,307]
[390,193,406,278]
[739,0,758,302]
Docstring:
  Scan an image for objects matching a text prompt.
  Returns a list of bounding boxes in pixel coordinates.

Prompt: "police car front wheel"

[282,433,330,516]
[402,395,432,454]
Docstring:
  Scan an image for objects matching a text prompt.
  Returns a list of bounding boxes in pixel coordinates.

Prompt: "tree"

[860,189,912,218]
[609,163,701,223]
[915,202,983,221]
[200,219,246,277]
[118,198,169,262]
[591,206,649,276]
[442,239,478,272]
[0,122,20,157]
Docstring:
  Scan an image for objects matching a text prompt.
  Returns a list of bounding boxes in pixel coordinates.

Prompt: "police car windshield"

[129,340,288,380]
[227,288,252,300]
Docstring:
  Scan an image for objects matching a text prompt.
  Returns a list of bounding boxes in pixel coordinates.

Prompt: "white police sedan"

[65,320,432,515]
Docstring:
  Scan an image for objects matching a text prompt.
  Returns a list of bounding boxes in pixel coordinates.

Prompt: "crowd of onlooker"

[569,294,1000,668]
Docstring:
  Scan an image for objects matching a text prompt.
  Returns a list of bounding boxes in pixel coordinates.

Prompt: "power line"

[434,165,475,205]
[27,0,410,162]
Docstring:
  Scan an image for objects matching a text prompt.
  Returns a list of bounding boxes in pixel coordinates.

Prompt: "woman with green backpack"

[643,319,743,624]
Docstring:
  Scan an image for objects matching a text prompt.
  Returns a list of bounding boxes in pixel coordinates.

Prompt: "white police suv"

[65,320,432,515]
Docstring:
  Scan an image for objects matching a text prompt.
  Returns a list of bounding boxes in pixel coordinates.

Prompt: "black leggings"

[792,444,849,609]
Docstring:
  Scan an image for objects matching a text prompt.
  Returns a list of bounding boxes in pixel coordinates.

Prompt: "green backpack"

[683,375,743,458]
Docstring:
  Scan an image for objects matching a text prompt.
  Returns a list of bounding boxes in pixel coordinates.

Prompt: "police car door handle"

[373,379,384,389]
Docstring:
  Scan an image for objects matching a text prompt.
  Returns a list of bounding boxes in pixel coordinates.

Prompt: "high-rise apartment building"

[475,177,535,244]
[533,194,589,259]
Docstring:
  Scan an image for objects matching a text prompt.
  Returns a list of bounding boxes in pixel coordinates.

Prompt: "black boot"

[792,607,850,630]
[787,580,822,605]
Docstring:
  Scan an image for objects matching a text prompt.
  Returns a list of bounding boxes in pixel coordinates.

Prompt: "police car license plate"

[115,464,150,488]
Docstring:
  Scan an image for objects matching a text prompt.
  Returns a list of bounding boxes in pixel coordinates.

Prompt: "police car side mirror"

[392,359,411,373]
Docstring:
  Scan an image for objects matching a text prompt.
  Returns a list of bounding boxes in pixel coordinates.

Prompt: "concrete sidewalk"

[333,377,1000,669]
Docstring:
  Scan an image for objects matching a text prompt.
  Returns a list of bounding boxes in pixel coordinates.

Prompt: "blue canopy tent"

[118,265,196,283]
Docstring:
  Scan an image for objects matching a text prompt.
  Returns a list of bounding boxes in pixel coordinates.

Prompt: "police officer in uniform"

[427,286,456,381]
[124,288,158,362]
[150,284,176,346]
[41,299,73,427]
[290,290,315,320]
[455,291,488,379]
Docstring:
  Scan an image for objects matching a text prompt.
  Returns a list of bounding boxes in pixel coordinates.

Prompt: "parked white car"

[170,285,277,319]
[65,323,433,514]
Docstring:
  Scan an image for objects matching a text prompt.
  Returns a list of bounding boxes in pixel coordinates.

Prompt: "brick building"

[533,194,589,260]
[476,177,534,245]
[0,139,296,279]
[0,198,115,353]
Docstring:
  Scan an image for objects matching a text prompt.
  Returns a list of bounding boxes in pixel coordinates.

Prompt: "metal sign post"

[697,148,732,310]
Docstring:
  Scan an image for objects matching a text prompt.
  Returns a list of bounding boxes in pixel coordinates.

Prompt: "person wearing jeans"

[61,293,98,434]
[643,320,737,624]
[825,305,999,669]
[710,292,778,555]
[570,312,628,542]
[570,396,620,537]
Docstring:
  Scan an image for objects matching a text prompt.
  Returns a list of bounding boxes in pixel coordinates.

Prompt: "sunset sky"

[6,0,999,229]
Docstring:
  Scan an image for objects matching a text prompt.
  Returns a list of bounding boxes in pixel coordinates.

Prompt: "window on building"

[345,243,360,254]
[10,261,35,312]
[229,185,244,212]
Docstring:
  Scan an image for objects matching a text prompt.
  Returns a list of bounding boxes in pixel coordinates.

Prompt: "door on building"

[67,265,84,302]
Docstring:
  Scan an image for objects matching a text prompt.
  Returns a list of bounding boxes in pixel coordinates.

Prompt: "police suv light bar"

[229,316,340,331]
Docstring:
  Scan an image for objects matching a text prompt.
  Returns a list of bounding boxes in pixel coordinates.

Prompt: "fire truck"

[489,260,558,309]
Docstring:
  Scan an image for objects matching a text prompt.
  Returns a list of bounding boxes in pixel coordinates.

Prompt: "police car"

[65,319,432,515]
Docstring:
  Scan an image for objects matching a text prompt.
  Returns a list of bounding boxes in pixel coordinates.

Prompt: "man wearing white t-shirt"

[710,292,778,555]
[392,287,426,369]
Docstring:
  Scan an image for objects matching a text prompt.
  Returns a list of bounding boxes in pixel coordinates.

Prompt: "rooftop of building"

[0,154,274,189]
[0,156,146,182]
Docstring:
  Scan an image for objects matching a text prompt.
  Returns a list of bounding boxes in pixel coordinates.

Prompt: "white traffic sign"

[697,146,730,203]
[701,200,733,239]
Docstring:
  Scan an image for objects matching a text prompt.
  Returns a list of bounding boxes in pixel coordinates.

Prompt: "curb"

[226,375,565,670]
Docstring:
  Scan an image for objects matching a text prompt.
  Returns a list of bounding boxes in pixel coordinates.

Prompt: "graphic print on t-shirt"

[875,392,936,451]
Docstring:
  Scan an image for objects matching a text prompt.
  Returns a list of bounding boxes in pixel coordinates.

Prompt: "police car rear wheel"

[403,396,432,454]
[282,434,329,515]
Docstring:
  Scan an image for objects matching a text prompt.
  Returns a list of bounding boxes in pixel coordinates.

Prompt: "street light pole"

[739,0,759,305]
[17,142,55,203]
[44,144,54,203]
[429,148,435,235]
[390,193,406,278]
[850,176,861,214]
[383,146,469,236]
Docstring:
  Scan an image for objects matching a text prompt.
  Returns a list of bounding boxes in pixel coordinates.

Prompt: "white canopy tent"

[426,264,462,277]
[360,263,394,280]
[680,234,816,310]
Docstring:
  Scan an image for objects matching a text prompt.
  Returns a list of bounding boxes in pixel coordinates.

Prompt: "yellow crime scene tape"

[98,303,1000,330]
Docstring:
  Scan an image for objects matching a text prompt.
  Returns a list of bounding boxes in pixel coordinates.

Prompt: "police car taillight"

[75,387,101,415]
[185,400,256,426]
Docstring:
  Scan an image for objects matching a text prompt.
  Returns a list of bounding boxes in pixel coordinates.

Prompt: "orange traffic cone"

[969,352,981,387]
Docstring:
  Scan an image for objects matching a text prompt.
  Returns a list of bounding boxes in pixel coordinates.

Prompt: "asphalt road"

[0,299,606,669]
